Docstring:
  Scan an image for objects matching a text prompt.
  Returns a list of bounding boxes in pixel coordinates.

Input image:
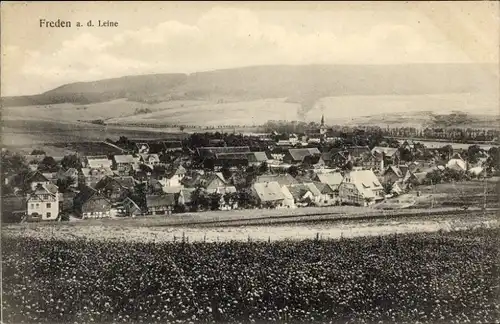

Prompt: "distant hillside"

[2,64,497,113]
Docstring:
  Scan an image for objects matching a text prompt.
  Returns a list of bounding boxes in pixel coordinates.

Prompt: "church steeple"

[321,114,325,126]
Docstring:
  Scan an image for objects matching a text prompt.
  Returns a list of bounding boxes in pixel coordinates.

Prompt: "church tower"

[320,114,327,136]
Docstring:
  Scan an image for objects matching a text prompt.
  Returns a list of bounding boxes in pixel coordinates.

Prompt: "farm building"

[113,197,142,217]
[73,186,112,219]
[84,156,113,169]
[158,164,187,188]
[146,194,176,215]
[196,146,251,159]
[138,154,161,167]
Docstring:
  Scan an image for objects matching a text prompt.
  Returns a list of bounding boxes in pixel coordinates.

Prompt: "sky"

[1,1,499,96]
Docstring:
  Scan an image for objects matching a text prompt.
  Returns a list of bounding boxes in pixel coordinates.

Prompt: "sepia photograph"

[1,1,499,323]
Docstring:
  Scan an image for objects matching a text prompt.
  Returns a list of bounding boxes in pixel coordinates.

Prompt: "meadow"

[2,227,499,323]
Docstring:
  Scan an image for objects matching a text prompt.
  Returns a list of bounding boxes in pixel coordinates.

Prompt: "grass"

[2,227,499,323]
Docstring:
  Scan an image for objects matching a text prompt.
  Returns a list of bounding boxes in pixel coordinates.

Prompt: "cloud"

[4,6,476,96]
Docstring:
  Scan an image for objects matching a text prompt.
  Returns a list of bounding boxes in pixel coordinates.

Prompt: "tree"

[258,162,268,175]
[38,156,59,173]
[61,154,81,170]
[208,192,222,210]
[399,147,413,163]
[287,166,299,178]
[30,149,46,155]
[56,176,76,193]
[128,183,147,210]
[466,145,482,165]
[190,187,209,211]
[237,188,258,209]
[1,150,29,177]
[220,164,232,182]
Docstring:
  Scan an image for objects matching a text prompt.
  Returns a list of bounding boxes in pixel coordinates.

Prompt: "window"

[46,212,51,218]
[30,204,35,209]
[46,203,51,208]
[36,203,39,208]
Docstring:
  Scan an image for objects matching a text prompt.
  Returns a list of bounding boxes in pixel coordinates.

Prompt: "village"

[2,116,499,222]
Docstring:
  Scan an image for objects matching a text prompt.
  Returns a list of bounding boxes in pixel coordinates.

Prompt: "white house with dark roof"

[339,170,385,206]
[26,183,60,221]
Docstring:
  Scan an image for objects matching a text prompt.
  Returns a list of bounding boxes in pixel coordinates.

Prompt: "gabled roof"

[255,174,298,187]
[313,182,336,194]
[247,152,269,163]
[113,155,136,164]
[197,146,250,157]
[372,147,399,157]
[180,188,196,204]
[253,181,285,202]
[314,172,343,187]
[136,143,150,153]
[25,171,50,184]
[384,165,404,178]
[95,176,136,191]
[286,184,312,201]
[30,183,58,196]
[344,170,383,199]
[74,185,111,207]
[146,194,176,208]
[86,156,113,168]
[139,153,160,162]
[182,172,226,189]
[287,148,321,162]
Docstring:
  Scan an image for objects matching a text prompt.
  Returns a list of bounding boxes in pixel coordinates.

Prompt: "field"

[2,227,499,323]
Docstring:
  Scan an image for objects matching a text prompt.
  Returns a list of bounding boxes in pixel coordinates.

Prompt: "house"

[468,166,485,177]
[112,155,138,174]
[252,181,286,208]
[382,165,404,184]
[283,148,321,164]
[23,171,51,191]
[313,182,338,205]
[339,170,385,206]
[159,164,187,188]
[182,172,235,194]
[146,194,176,215]
[26,183,60,221]
[446,154,467,172]
[302,154,326,168]
[94,176,136,202]
[331,146,377,170]
[73,186,112,219]
[84,156,113,169]
[286,184,315,207]
[113,197,142,217]
[139,154,161,167]
[371,147,401,170]
[280,185,296,208]
[313,172,344,190]
[80,167,114,188]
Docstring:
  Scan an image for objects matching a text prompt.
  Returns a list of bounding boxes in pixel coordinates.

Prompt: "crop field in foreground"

[3,228,499,324]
